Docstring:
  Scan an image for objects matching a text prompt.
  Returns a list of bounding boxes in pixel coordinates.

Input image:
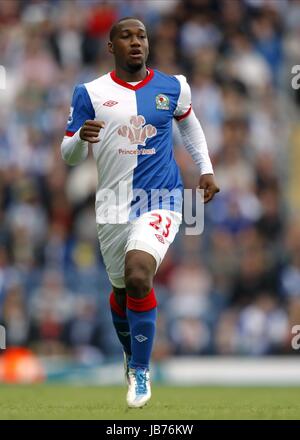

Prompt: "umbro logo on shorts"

[103,100,118,107]
[155,234,165,244]
[135,334,148,342]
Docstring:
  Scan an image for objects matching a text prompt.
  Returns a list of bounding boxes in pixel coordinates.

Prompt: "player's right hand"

[79,120,105,143]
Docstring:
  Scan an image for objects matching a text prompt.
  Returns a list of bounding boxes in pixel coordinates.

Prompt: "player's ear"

[108,41,114,54]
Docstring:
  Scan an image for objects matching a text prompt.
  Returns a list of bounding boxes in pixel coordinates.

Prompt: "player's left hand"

[198,174,220,204]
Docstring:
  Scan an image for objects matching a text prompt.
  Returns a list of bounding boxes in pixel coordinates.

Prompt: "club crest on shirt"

[156,94,169,110]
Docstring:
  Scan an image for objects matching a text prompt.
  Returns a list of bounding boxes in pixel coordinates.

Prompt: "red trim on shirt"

[65,130,75,137]
[174,105,192,121]
[110,68,154,91]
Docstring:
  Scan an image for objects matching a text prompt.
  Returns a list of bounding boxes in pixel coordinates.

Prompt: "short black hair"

[109,17,145,41]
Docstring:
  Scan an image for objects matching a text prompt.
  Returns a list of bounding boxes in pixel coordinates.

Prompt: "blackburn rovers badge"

[156,94,169,110]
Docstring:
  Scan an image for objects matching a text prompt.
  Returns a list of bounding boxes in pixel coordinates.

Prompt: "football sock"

[109,291,132,356]
[126,288,157,370]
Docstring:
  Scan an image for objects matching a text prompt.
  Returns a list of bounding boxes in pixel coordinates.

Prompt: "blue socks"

[126,288,157,370]
[109,292,131,356]
[109,289,158,369]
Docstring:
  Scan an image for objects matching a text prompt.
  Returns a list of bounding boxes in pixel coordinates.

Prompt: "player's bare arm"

[80,120,105,143]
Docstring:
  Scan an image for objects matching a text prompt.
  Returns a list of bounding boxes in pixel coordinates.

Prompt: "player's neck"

[114,66,148,83]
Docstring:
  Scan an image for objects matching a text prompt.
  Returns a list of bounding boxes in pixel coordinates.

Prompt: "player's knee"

[125,271,152,298]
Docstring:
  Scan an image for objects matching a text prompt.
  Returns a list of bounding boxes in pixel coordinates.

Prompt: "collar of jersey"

[110,68,154,91]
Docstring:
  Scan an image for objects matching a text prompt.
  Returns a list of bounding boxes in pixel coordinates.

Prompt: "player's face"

[110,20,149,72]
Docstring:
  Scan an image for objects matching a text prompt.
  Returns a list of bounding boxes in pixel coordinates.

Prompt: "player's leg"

[125,250,157,370]
[109,286,131,358]
[125,250,157,371]
[124,209,182,407]
[109,286,132,383]
[124,249,157,408]
[96,224,132,365]
[112,286,126,310]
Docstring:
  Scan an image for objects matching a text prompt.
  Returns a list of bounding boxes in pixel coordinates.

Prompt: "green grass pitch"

[0,385,299,420]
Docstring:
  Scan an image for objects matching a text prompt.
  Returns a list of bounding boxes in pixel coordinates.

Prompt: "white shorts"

[96,209,182,288]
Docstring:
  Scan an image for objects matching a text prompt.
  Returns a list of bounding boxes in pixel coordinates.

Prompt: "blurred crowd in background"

[1,0,300,364]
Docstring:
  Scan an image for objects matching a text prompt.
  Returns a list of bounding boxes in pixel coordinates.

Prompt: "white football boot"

[126,367,151,408]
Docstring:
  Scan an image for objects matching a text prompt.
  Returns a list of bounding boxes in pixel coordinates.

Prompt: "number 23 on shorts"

[149,213,171,238]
